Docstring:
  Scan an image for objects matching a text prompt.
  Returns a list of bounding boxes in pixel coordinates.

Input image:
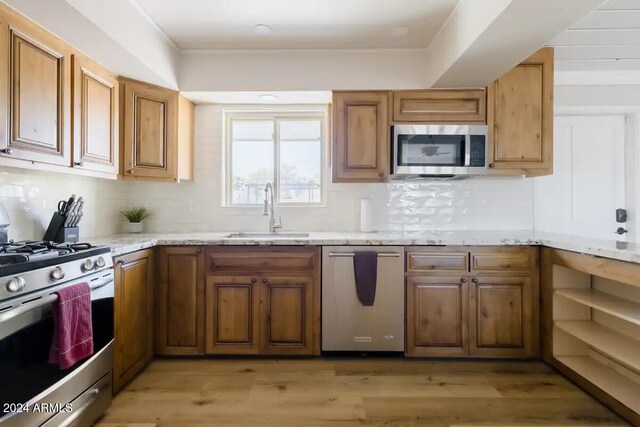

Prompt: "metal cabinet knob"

[0,148,12,155]
[126,169,134,174]
[489,163,495,168]
[262,278,267,284]
[472,278,479,283]
[378,171,385,178]
[251,277,257,283]
[460,278,467,283]
[74,161,85,167]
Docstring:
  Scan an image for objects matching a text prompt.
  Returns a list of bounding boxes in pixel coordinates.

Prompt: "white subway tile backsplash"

[0,104,534,240]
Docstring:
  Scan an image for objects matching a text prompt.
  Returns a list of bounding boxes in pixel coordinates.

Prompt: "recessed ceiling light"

[259,94,279,102]
[390,26,409,38]
[253,24,272,36]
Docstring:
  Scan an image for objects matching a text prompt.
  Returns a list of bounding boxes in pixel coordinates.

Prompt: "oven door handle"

[0,278,112,325]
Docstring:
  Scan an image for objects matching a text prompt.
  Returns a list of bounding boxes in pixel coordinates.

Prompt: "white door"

[534,114,628,241]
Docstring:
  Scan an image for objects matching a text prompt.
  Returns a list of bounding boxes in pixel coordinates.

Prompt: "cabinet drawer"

[471,253,530,273]
[393,90,486,123]
[207,251,315,273]
[407,252,469,273]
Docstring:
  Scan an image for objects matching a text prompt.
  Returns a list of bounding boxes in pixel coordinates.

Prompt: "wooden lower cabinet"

[469,276,534,357]
[205,275,260,354]
[114,249,154,392]
[405,246,539,359]
[205,246,320,356]
[406,276,469,357]
[260,275,314,355]
[157,246,205,355]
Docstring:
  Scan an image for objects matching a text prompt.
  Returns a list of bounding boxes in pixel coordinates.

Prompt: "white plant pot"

[126,222,143,234]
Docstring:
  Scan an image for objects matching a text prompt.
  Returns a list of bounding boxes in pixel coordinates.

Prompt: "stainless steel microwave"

[391,124,488,178]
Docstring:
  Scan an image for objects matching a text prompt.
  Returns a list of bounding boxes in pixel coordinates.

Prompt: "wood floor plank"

[100,359,629,427]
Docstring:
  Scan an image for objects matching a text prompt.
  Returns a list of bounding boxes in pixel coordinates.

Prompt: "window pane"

[231,120,274,204]
[232,120,273,140]
[278,120,321,204]
[280,120,321,140]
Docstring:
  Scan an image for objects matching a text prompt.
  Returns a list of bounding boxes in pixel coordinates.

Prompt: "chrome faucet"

[263,183,282,233]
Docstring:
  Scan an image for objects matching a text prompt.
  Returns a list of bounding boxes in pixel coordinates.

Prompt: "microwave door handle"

[464,134,471,167]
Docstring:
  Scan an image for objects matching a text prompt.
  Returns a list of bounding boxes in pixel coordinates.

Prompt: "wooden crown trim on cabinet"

[119,76,194,182]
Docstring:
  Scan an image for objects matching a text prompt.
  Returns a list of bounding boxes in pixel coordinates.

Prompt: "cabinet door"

[205,275,260,354]
[332,91,390,182]
[393,89,486,123]
[259,275,314,355]
[469,276,534,357]
[72,54,118,175]
[114,249,154,392]
[487,47,553,176]
[157,247,204,355]
[121,78,177,180]
[406,276,469,357]
[0,7,72,166]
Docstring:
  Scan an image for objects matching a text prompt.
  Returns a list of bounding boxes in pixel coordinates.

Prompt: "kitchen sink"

[224,232,310,239]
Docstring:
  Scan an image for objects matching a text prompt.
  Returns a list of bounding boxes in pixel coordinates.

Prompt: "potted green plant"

[120,206,151,234]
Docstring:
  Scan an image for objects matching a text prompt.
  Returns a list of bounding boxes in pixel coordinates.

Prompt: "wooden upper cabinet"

[487,47,554,176]
[72,54,118,175]
[469,276,534,358]
[0,6,72,166]
[332,91,390,182]
[205,275,260,355]
[393,89,486,123]
[120,77,194,182]
[406,276,469,357]
[157,246,205,355]
[114,249,154,392]
[259,275,314,355]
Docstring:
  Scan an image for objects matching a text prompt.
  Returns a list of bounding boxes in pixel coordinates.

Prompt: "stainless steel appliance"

[391,124,488,178]
[0,241,114,427]
[322,246,405,352]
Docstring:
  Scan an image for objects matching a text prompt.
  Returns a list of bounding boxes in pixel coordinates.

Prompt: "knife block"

[43,212,79,243]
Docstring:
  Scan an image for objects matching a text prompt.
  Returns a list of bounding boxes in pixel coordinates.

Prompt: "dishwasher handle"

[327,252,401,258]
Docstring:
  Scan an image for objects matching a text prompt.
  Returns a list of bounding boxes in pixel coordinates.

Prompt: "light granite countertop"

[90,230,640,264]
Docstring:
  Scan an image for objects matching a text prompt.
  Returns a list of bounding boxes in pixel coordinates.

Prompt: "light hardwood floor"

[96,359,629,427]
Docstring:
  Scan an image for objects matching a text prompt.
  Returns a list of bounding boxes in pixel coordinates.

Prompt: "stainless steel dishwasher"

[322,246,405,352]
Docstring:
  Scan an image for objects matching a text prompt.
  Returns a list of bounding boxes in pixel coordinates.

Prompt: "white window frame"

[223,106,328,208]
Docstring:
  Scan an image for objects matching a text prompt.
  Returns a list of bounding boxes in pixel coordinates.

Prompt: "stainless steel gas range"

[0,241,114,427]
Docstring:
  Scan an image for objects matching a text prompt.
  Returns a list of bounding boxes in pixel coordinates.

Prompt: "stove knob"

[6,276,26,293]
[95,257,106,268]
[81,258,95,272]
[50,266,65,281]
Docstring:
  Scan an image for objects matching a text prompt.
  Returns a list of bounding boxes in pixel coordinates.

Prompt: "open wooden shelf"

[556,288,640,326]
[556,355,640,414]
[555,320,640,373]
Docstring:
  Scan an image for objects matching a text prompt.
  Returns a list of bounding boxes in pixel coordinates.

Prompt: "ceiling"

[132,0,459,50]
[550,0,640,72]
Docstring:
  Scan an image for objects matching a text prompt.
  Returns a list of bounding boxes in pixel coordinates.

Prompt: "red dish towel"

[49,282,94,370]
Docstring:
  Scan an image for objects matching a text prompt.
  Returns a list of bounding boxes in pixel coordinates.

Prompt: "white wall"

[0,168,127,241]
[128,105,534,233]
